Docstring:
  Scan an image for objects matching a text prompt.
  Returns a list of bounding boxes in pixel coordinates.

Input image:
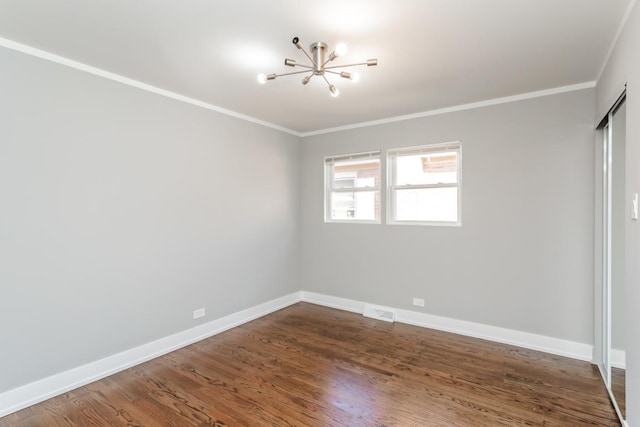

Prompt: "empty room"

[0,1,638,425]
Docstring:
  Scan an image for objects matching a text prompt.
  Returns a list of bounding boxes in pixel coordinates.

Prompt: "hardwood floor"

[1,303,619,426]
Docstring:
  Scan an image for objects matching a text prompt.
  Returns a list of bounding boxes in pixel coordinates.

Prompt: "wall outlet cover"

[413,298,425,307]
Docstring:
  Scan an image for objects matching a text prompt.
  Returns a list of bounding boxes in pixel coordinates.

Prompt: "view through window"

[388,142,461,224]
[325,152,381,222]
[324,143,460,225]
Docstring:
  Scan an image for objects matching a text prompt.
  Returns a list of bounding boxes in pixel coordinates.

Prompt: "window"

[388,142,461,225]
[325,151,381,223]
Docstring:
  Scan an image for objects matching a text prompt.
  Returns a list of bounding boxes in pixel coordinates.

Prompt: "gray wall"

[0,47,301,393]
[597,2,640,424]
[301,89,595,345]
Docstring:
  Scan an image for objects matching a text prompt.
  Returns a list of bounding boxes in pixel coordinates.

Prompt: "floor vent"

[363,304,396,323]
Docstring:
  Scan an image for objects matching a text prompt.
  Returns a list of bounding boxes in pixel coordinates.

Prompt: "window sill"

[387,220,461,227]
[324,220,381,225]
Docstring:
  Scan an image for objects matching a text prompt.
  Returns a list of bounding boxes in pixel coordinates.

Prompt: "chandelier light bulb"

[257,73,267,84]
[329,85,340,97]
[335,43,348,57]
[351,72,360,83]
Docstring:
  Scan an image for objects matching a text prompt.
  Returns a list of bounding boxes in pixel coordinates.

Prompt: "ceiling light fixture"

[257,36,378,97]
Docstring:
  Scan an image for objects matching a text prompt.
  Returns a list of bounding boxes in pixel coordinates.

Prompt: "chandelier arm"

[321,74,333,88]
[324,62,369,70]
[298,47,317,68]
[295,64,314,70]
[273,70,317,78]
[324,70,342,75]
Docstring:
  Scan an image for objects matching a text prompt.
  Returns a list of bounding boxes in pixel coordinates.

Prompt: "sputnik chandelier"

[257,36,378,97]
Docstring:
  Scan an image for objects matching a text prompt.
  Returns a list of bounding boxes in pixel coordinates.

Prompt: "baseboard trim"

[0,292,301,418]
[1,290,596,418]
[611,349,626,369]
[300,291,593,362]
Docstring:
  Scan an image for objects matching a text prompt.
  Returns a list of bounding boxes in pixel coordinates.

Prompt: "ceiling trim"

[0,36,598,139]
[300,81,596,137]
[596,0,637,83]
[0,36,302,137]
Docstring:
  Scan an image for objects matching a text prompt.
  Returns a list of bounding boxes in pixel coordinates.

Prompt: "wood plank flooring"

[1,303,619,426]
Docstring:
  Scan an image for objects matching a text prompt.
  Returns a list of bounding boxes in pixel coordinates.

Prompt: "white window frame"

[387,142,462,226]
[325,150,381,224]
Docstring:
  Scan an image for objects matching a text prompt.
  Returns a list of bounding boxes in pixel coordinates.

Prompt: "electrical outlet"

[412,298,425,307]
[193,308,206,319]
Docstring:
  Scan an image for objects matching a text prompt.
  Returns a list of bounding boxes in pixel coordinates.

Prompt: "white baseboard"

[1,290,596,419]
[611,348,626,369]
[300,291,594,362]
[301,291,365,314]
[0,292,301,418]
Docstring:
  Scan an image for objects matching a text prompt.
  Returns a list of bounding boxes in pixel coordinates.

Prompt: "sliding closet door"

[610,99,626,420]
[597,94,626,425]
[601,119,612,387]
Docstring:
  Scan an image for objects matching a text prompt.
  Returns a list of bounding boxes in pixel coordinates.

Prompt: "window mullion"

[331,187,380,193]
[393,183,457,190]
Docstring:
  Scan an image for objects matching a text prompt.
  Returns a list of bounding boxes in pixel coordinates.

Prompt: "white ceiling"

[0,0,631,133]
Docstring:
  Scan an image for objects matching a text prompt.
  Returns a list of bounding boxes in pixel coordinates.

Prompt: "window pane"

[331,191,380,221]
[395,151,457,186]
[395,187,457,222]
[333,159,380,189]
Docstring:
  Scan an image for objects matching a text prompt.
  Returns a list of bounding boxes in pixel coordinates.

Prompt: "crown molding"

[0,37,302,137]
[1,36,599,140]
[300,81,597,137]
